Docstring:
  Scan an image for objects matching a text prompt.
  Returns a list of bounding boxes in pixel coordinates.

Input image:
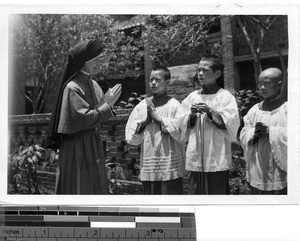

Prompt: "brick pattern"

[8,68,198,153]
[167,64,198,102]
[8,111,141,191]
[166,86,196,103]
[9,114,51,148]
[8,111,138,162]
[8,81,197,190]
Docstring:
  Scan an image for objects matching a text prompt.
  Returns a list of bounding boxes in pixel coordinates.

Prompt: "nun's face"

[82,54,102,75]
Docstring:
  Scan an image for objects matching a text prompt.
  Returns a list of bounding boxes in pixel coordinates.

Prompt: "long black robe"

[55,71,113,194]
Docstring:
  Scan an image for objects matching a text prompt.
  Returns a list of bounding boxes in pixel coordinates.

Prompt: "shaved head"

[258,67,283,100]
[259,68,283,84]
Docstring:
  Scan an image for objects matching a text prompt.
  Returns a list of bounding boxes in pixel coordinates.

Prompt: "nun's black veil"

[46,39,104,150]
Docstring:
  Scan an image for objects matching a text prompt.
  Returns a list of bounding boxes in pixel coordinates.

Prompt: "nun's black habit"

[47,40,112,194]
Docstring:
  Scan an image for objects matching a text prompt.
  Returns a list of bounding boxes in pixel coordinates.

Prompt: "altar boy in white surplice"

[126,66,185,195]
[177,55,240,195]
[240,68,287,195]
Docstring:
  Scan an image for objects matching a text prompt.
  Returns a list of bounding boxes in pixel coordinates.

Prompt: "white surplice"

[125,98,185,181]
[240,102,287,191]
[178,89,240,172]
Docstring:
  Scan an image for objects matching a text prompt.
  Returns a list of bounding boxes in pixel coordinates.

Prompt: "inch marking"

[1,206,196,241]
[2,227,196,239]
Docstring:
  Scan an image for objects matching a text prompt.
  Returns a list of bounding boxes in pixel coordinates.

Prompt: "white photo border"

[0,3,299,206]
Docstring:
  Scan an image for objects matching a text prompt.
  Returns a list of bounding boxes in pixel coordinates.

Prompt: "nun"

[47,39,122,194]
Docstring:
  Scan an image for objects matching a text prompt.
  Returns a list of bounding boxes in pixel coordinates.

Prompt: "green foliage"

[8,144,58,194]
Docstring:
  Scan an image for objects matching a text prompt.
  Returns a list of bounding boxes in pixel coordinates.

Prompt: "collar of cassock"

[80,70,91,78]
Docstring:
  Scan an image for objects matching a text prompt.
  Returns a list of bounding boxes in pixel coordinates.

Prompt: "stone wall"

[167,64,198,102]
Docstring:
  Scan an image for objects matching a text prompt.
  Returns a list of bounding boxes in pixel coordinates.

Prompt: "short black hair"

[198,55,224,87]
[200,55,224,73]
[152,66,171,81]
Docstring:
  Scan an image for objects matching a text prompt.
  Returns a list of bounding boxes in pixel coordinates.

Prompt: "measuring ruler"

[0,206,196,241]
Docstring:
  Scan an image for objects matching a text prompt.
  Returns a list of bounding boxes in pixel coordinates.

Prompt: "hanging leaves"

[141,15,219,66]
[11,14,144,114]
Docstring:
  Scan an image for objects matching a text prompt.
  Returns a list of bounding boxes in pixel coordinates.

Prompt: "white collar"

[80,69,91,77]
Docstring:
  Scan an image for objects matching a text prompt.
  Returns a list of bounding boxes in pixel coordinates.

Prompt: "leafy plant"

[115,92,147,109]
[11,14,144,114]
[228,90,260,194]
[105,157,142,194]
[8,144,58,194]
[235,89,261,117]
[229,143,251,195]
[142,15,220,66]
[106,159,127,194]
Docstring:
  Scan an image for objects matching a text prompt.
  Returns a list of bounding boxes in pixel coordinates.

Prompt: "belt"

[62,126,99,138]
[85,126,98,133]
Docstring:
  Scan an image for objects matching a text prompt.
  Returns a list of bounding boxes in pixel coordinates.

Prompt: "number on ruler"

[152,229,163,233]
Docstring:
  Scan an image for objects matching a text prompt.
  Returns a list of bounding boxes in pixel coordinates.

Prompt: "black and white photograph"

[0,1,299,240]
[2,9,297,200]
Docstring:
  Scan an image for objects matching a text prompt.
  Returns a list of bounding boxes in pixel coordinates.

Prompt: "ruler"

[0,206,196,241]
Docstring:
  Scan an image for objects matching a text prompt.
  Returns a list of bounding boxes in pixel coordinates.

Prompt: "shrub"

[106,159,142,194]
[8,144,58,194]
[235,89,261,117]
[228,90,261,194]
[115,92,147,109]
[229,143,251,194]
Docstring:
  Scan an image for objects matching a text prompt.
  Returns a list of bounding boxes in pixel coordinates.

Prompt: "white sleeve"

[176,95,193,143]
[269,105,287,172]
[161,100,182,142]
[240,107,256,149]
[125,102,145,146]
[215,91,240,142]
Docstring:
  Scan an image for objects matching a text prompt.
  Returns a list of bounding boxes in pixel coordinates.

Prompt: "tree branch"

[237,16,257,57]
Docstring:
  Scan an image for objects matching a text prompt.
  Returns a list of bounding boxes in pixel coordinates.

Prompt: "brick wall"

[8,110,138,159]
[8,63,210,153]
[8,110,140,193]
[9,113,52,148]
[8,107,190,193]
[8,65,199,191]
